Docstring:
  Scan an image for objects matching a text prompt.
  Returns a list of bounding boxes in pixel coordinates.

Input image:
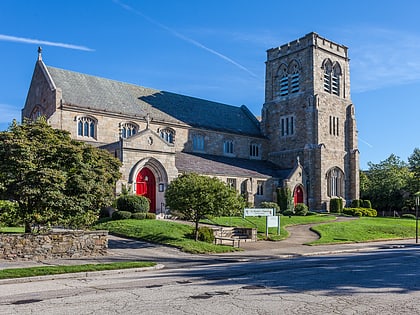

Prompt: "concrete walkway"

[0,217,419,271]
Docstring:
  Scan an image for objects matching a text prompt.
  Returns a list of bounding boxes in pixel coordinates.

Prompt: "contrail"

[359,137,373,148]
[113,0,258,78]
[0,34,94,51]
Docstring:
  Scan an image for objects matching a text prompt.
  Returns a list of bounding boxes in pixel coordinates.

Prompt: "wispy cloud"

[0,34,94,51]
[0,103,20,124]
[347,28,420,92]
[113,0,258,78]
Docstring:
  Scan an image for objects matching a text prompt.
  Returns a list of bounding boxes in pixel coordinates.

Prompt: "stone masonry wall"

[0,230,108,261]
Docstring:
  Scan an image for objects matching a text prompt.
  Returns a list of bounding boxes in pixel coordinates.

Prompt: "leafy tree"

[165,173,246,241]
[0,118,121,233]
[408,148,420,203]
[361,154,411,212]
[277,187,294,213]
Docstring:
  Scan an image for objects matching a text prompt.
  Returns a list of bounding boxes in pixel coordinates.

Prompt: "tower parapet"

[267,32,348,61]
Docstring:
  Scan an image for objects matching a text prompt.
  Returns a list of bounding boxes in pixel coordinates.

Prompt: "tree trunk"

[24,221,31,233]
[194,219,199,241]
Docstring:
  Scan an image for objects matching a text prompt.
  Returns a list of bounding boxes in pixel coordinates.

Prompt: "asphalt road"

[1,247,419,314]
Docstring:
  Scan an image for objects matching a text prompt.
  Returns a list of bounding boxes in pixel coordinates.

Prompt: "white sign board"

[267,215,279,227]
[243,208,274,217]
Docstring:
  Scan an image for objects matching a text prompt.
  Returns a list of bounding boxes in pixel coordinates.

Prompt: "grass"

[310,217,417,245]
[0,261,156,280]
[95,219,240,254]
[205,214,337,240]
[0,227,24,233]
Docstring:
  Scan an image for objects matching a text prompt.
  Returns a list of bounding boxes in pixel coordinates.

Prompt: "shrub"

[277,187,294,214]
[330,198,343,213]
[111,210,132,220]
[0,200,20,227]
[402,214,416,220]
[116,195,150,213]
[351,199,361,208]
[146,213,156,220]
[343,207,377,217]
[294,203,308,216]
[131,212,147,220]
[282,209,294,216]
[362,200,372,209]
[260,202,280,215]
[197,226,215,243]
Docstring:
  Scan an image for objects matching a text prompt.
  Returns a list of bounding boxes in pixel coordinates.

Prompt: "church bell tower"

[261,33,359,211]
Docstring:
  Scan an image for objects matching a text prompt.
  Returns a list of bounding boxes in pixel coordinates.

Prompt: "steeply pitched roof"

[175,151,291,179]
[46,65,262,137]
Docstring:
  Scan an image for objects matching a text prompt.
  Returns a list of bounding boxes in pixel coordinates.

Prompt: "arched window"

[323,60,341,96]
[223,140,234,155]
[160,128,175,144]
[30,105,43,121]
[326,167,344,197]
[120,122,138,139]
[77,116,96,139]
[289,61,300,94]
[249,142,261,159]
[276,64,289,97]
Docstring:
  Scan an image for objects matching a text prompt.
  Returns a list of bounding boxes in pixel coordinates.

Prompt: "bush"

[277,187,294,214]
[343,207,377,217]
[260,202,280,215]
[112,210,132,220]
[131,212,147,220]
[116,195,150,213]
[0,200,20,227]
[197,226,215,243]
[294,203,308,216]
[330,198,343,213]
[402,214,416,220]
[146,213,156,220]
[351,199,361,208]
[282,209,294,216]
[362,200,372,209]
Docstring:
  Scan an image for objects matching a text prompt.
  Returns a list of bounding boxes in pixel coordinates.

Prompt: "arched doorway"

[293,186,304,205]
[136,167,156,212]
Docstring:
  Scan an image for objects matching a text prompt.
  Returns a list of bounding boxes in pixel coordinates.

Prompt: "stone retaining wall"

[0,230,108,261]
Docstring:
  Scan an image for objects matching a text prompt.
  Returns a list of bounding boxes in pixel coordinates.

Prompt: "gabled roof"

[46,65,262,137]
[175,151,291,179]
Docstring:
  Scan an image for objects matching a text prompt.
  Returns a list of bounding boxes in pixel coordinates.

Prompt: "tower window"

[289,62,300,94]
[327,167,344,197]
[77,116,96,139]
[323,60,341,96]
[329,116,339,136]
[276,64,289,97]
[280,115,295,137]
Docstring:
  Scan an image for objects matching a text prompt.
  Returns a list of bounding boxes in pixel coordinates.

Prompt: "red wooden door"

[136,167,155,212]
[294,186,304,205]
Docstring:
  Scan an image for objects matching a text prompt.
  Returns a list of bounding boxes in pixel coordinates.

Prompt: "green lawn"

[310,217,417,245]
[0,227,24,233]
[0,262,156,280]
[95,219,240,254]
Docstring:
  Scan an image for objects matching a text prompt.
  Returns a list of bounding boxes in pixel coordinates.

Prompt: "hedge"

[343,207,377,217]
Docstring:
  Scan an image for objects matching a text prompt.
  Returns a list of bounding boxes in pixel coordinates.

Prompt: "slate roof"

[46,65,262,137]
[175,151,291,179]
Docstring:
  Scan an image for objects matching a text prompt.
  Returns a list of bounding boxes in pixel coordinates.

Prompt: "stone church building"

[22,32,359,213]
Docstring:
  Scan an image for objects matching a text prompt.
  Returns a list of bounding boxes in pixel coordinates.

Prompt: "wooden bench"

[214,236,241,247]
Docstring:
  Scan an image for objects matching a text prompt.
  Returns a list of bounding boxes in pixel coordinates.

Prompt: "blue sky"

[0,0,419,170]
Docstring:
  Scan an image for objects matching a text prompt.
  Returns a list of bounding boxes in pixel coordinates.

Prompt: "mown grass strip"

[310,217,416,245]
[0,261,156,279]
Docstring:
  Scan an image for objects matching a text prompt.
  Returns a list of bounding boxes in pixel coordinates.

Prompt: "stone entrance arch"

[129,158,169,213]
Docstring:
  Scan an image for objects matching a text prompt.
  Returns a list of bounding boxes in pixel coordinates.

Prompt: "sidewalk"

[1,222,419,271]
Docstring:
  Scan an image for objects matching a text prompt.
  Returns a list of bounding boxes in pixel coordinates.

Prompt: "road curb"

[0,263,165,285]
